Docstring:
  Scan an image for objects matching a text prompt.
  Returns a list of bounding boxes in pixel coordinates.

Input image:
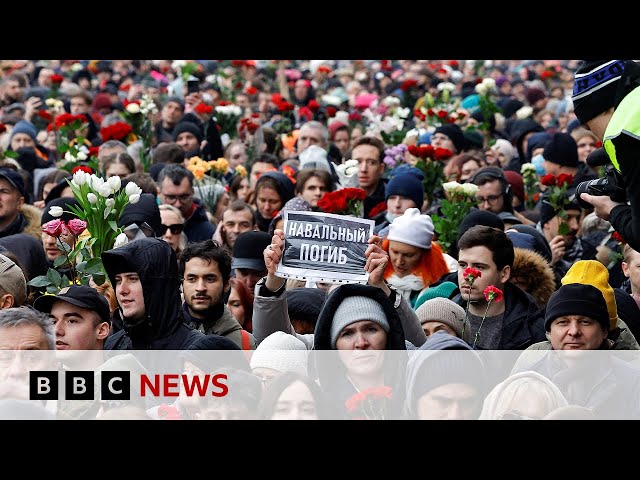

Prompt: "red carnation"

[348,111,362,121]
[89,146,100,158]
[483,285,503,303]
[612,231,626,244]
[218,100,231,106]
[277,101,295,112]
[271,93,283,104]
[195,103,213,115]
[540,174,556,186]
[298,106,313,122]
[427,108,435,117]
[50,74,64,84]
[463,267,482,283]
[437,110,448,119]
[326,106,337,117]
[419,145,435,159]
[413,109,426,121]
[408,145,420,156]
[433,148,454,161]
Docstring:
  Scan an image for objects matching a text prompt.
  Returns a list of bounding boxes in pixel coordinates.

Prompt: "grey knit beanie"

[415,297,467,341]
[330,296,390,348]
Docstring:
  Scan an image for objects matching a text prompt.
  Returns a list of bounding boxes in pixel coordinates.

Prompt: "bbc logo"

[29,371,130,401]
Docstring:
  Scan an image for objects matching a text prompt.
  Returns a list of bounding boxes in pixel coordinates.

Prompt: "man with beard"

[179,240,256,350]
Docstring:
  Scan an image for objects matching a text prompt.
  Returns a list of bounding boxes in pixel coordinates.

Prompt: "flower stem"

[473,298,493,349]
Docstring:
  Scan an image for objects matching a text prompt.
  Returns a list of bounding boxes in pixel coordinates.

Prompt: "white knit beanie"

[330,296,390,348]
[250,331,308,376]
[415,297,467,341]
[299,145,333,173]
[387,208,434,250]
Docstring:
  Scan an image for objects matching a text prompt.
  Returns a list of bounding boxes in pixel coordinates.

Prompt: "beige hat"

[0,254,27,306]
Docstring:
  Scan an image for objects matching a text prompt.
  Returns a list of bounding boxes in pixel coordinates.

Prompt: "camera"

[575,148,627,209]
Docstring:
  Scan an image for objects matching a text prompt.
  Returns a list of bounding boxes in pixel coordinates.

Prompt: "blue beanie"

[10,120,37,142]
[385,173,424,209]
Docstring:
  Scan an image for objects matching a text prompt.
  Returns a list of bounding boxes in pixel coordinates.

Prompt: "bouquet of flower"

[186,156,229,214]
[432,181,479,252]
[120,95,158,172]
[472,78,501,145]
[414,82,465,128]
[344,386,393,420]
[410,145,455,203]
[317,188,366,217]
[28,171,142,293]
[335,159,360,188]
[214,104,243,139]
[540,173,574,235]
[47,113,100,172]
[383,144,409,169]
[520,163,541,210]
[100,121,135,144]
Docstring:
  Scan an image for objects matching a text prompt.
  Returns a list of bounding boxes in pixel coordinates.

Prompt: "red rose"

[540,174,556,186]
[271,93,283,105]
[195,103,213,115]
[100,122,133,142]
[231,60,245,67]
[348,111,362,121]
[42,220,64,238]
[427,108,435,117]
[298,107,313,122]
[419,145,434,159]
[437,110,448,119]
[483,285,504,303]
[277,101,295,112]
[413,109,426,121]
[88,146,100,158]
[368,201,387,218]
[47,123,56,132]
[400,79,418,91]
[50,74,64,84]
[246,86,258,95]
[342,188,367,201]
[433,148,454,161]
[540,70,554,80]
[612,231,626,244]
[556,173,574,187]
[119,84,132,92]
[72,165,93,175]
[533,193,540,202]
[446,117,456,123]
[408,145,420,156]
[54,113,79,128]
[326,106,337,117]
[307,99,320,112]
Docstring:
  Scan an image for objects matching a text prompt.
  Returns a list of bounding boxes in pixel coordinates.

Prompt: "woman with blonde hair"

[158,204,187,254]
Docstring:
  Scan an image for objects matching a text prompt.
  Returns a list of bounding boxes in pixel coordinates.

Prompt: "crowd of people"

[0,59,639,420]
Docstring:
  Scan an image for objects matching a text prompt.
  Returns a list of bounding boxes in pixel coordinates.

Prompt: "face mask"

[531,154,546,176]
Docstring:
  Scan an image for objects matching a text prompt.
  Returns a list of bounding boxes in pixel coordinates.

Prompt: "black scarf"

[0,213,27,238]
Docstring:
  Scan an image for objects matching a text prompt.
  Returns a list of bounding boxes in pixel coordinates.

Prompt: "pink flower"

[42,220,64,238]
[67,219,87,236]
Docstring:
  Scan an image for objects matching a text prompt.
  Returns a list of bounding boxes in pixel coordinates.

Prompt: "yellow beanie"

[561,260,618,330]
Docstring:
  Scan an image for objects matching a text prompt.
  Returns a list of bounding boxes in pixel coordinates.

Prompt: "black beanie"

[545,283,610,331]
[41,197,80,225]
[172,121,203,144]
[542,132,579,167]
[458,209,504,241]
[434,124,466,153]
[572,60,625,125]
[538,191,581,227]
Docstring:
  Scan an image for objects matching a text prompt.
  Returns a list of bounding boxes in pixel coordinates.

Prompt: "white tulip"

[98,184,112,198]
[48,206,63,217]
[76,151,87,161]
[128,194,141,204]
[345,166,359,176]
[482,78,496,90]
[91,175,105,192]
[72,170,88,186]
[475,83,489,95]
[107,176,121,192]
[113,233,128,248]
[87,193,98,204]
[126,103,141,114]
[516,106,533,120]
[521,163,536,173]
[105,198,115,209]
[125,182,142,196]
[64,151,75,162]
[344,159,359,168]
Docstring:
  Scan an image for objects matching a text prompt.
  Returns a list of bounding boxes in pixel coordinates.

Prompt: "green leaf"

[108,220,119,232]
[558,222,570,236]
[46,285,60,294]
[61,274,71,287]
[92,272,106,285]
[28,275,52,288]
[84,257,103,274]
[46,269,62,286]
[76,261,87,272]
[53,255,68,268]
[58,241,72,254]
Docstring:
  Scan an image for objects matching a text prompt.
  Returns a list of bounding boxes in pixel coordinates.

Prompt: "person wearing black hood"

[506,118,544,172]
[101,237,204,348]
[173,120,204,160]
[252,171,294,232]
[117,192,163,241]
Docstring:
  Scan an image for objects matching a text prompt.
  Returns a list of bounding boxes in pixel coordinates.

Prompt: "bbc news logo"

[29,371,229,400]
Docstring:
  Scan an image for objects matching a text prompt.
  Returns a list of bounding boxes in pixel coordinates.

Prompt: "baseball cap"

[34,285,111,325]
[231,231,271,271]
[0,254,27,306]
[0,168,27,199]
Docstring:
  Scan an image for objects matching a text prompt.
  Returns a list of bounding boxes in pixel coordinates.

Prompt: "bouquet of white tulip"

[49,170,142,260]
[335,159,360,188]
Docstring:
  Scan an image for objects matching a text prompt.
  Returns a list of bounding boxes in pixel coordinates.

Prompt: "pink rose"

[67,219,87,236]
[42,220,64,238]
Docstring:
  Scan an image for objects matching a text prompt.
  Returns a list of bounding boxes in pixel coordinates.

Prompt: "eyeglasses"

[475,194,502,204]
[163,193,193,204]
[160,223,184,235]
